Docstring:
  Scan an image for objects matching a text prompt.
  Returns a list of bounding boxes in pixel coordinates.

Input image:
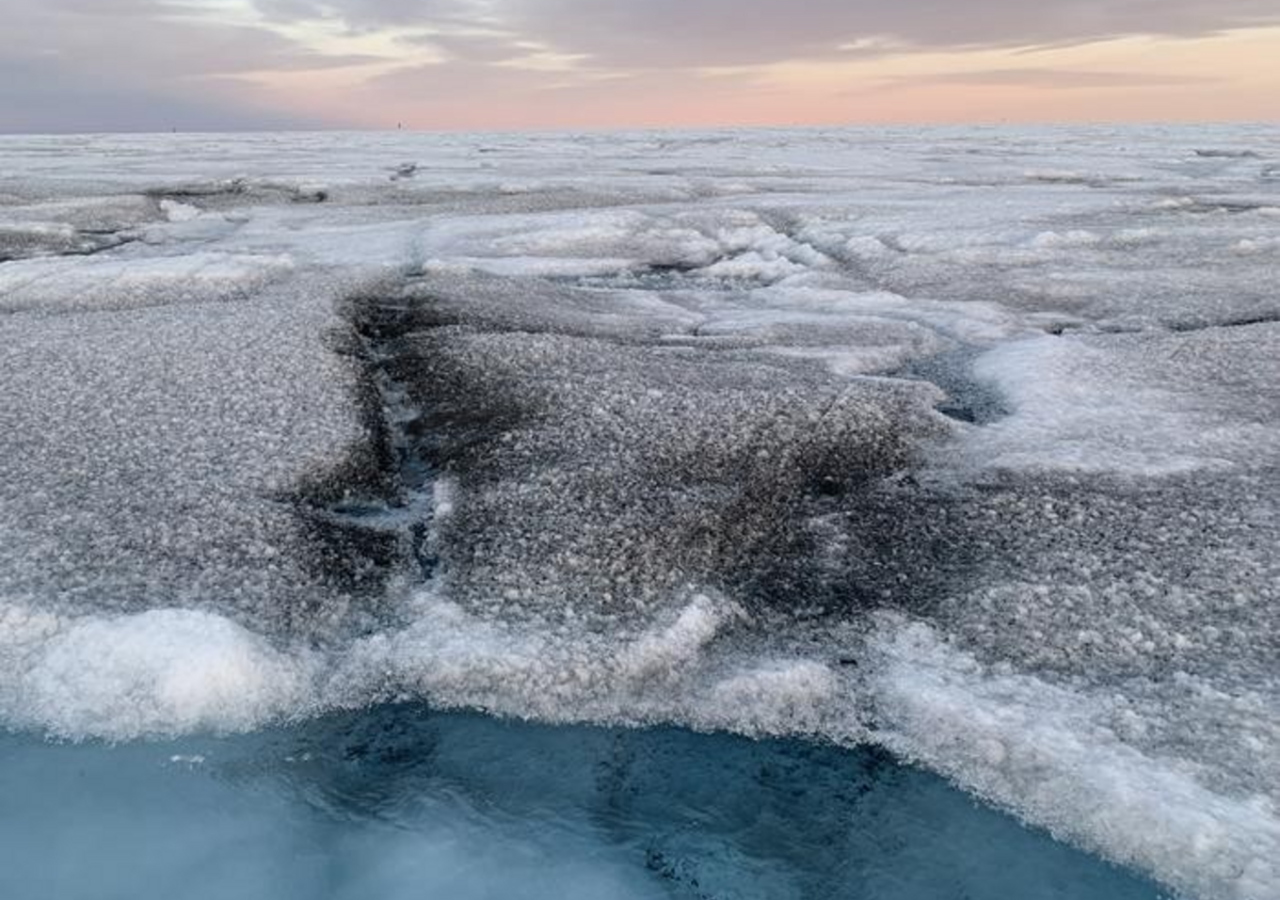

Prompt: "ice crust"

[1,126,1277,899]
[0,251,295,314]
[963,326,1280,474]
[872,620,1280,900]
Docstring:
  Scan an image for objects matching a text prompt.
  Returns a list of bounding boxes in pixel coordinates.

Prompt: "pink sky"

[3,1,1278,132]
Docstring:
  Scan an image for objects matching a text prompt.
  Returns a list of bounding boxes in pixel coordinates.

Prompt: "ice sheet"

[1,125,1276,899]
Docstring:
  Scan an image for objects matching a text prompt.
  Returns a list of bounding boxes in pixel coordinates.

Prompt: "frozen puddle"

[0,709,1163,900]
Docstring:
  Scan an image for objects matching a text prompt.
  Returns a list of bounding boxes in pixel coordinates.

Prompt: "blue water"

[0,707,1164,900]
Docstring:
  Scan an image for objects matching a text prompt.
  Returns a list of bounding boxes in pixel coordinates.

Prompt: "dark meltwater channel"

[0,710,1164,900]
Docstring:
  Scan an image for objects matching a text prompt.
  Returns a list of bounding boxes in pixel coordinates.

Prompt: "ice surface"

[1,125,1277,899]
[872,619,1279,900]
[0,194,158,261]
[960,324,1280,474]
[0,251,295,314]
[0,275,389,634]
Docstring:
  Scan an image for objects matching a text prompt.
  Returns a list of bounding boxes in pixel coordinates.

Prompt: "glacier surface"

[0,126,1277,899]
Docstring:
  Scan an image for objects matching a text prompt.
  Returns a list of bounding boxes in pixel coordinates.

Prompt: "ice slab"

[958,324,1280,474]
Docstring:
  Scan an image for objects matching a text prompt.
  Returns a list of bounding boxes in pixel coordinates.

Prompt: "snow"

[959,326,1280,474]
[18,609,313,740]
[0,124,1277,899]
[0,269,375,632]
[871,619,1280,900]
[0,251,295,314]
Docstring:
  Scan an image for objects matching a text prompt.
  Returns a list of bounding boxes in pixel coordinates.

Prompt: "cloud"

[510,0,1280,66]
[250,0,1280,67]
[872,67,1221,92]
[0,58,320,133]
[404,29,535,65]
[0,0,378,132]
[8,0,380,77]
[4,0,1277,131]
[253,0,482,28]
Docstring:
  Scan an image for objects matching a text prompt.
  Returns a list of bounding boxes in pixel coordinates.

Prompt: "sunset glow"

[3,2,1278,132]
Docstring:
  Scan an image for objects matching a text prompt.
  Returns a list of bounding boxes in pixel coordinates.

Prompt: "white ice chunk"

[159,199,201,223]
[958,329,1280,474]
[18,610,313,740]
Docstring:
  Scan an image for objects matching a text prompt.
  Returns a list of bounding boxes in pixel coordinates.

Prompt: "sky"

[2,0,1279,132]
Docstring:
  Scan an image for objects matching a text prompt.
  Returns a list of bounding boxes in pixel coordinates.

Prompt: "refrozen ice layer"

[1,125,1277,900]
[959,324,1280,474]
[0,251,294,314]
[0,194,159,261]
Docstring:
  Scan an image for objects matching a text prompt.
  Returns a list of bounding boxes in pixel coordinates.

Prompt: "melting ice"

[1,126,1277,899]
